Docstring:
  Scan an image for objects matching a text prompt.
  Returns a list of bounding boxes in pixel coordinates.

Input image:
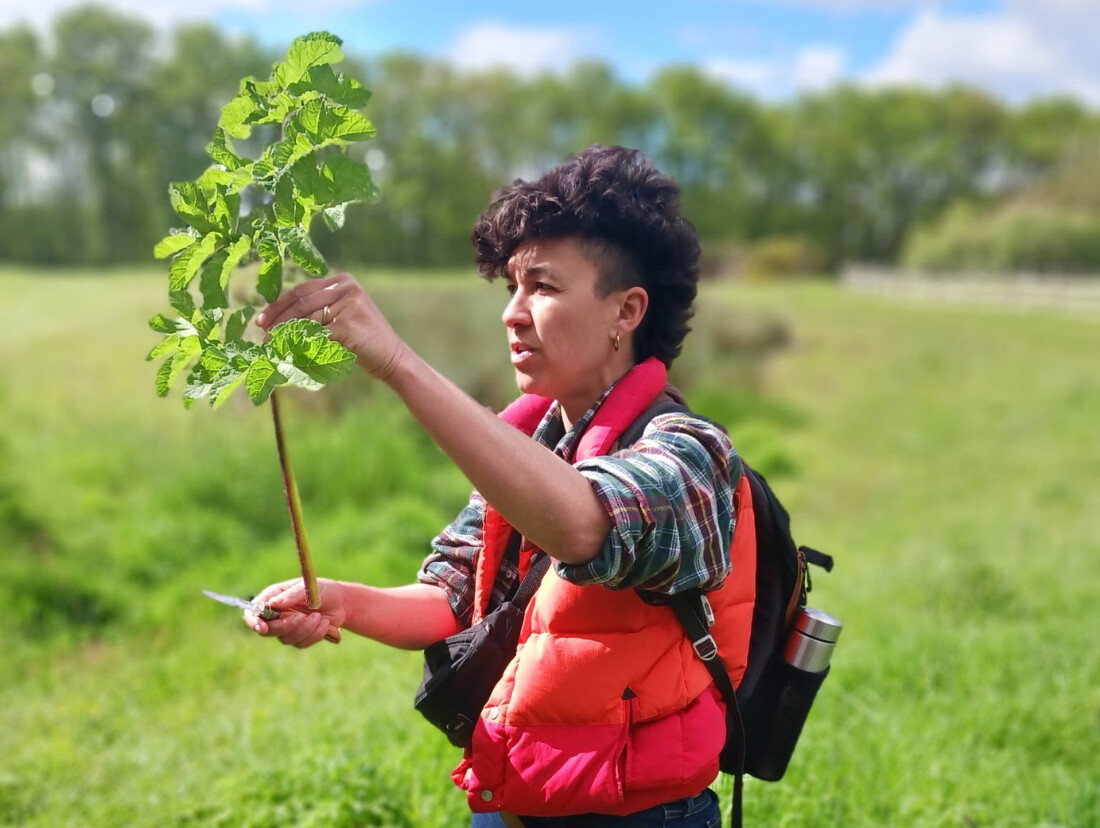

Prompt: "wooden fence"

[842,265,1100,313]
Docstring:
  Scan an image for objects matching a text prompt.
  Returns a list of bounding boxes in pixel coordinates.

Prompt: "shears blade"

[202,589,280,620]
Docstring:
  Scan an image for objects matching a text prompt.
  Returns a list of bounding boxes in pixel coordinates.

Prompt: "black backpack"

[622,397,836,828]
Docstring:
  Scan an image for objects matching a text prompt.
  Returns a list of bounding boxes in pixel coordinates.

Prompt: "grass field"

[1,266,1097,827]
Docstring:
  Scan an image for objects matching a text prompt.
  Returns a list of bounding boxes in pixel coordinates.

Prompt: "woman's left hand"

[254,272,409,380]
[246,578,346,648]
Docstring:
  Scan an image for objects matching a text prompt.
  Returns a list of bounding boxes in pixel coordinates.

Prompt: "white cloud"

[702,56,779,90]
[794,46,846,91]
[708,0,1100,105]
[0,0,366,34]
[703,45,847,97]
[1,0,206,31]
[865,5,1100,105]
[444,22,601,77]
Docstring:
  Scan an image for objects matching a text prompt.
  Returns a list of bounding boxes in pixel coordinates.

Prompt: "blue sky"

[6,0,1099,106]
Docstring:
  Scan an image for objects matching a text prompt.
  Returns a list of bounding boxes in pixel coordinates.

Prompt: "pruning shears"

[203,589,342,643]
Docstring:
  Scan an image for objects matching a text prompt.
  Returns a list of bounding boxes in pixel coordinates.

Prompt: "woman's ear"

[617,287,649,335]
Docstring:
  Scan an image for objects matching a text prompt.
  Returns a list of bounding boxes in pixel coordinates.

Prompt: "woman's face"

[502,237,640,425]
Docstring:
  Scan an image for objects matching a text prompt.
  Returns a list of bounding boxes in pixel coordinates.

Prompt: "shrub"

[903,201,1100,274]
[742,235,828,280]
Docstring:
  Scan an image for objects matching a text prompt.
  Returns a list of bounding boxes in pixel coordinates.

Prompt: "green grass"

[1,266,1097,826]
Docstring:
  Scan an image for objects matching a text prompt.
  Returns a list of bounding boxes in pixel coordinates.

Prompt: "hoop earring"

[613,333,621,352]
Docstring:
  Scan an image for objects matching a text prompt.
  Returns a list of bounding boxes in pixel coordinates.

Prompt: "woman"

[247,145,748,827]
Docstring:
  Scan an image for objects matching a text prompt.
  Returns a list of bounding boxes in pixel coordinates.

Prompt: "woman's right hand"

[254,272,410,381]
[245,578,346,648]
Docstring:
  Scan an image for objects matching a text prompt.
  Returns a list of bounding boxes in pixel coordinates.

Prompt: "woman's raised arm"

[255,274,613,566]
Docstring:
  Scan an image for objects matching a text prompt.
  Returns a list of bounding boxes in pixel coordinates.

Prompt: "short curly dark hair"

[471,144,700,367]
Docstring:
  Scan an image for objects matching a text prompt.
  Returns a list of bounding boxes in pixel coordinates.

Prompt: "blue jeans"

[470,788,722,827]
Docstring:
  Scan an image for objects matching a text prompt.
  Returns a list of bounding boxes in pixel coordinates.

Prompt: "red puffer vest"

[452,358,757,817]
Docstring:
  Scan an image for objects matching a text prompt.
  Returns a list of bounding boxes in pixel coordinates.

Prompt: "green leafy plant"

[147,32,378,608]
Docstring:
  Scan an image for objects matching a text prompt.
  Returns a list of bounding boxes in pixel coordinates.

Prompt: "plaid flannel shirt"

[418,391,740,628]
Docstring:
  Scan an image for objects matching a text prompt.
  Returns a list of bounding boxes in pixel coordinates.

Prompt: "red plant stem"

[270,388,320,609]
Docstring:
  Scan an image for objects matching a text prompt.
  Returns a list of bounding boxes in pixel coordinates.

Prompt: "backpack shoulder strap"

[616,387,695,449]
[618,392,748,828]
[666,590,746,828]
[510,552,551,609]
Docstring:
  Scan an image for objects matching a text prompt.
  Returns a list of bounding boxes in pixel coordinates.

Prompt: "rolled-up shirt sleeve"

[418,493,485,628]
[559,412,740,595]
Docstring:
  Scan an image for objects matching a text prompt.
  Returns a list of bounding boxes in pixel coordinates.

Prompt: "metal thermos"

[784,606,843,673]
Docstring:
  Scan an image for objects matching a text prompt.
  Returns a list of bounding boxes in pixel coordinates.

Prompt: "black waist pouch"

[414,555,549,748]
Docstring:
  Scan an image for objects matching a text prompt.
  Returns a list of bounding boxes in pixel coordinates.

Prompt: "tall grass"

[2,267,1097,826]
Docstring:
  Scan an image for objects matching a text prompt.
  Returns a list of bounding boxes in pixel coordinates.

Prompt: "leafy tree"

[650,67,773,242]
[150,24,274,199]
[903,112,1100,274]
[1,8,1099,273]
[0,26,42,207]
[48,5,161,262]
[1006,97,1095,182]
[784,85,1010,267]
[317,53,500,266]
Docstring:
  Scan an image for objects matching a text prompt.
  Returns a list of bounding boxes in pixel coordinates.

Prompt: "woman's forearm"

[254,273,611,565]
[382,348,611,565]
[338,581,463,649]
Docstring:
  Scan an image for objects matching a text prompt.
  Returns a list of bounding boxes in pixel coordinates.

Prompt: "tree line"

[2,4,1099,273]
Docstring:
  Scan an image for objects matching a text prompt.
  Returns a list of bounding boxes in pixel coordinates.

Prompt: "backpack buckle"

[700,594,715,627]
[692,633,719,661]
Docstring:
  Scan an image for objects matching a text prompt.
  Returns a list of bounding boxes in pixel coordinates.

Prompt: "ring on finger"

[322,305,331,325]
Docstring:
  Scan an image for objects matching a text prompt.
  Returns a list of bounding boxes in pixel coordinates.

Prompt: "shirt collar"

[531,382,618,461]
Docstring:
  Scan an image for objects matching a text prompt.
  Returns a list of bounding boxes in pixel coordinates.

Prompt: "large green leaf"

[256,258,283,305]
[220,234,253,291]
[190,307,224,339]
[280,226,327,275]
[294,99,376,147]
[154,334,202,397]
[266,131,316,175]
[268,319,356,386]
[209,188,237,235]
[245,356,286,404]
[321,203,347,231]
[273,172,304,227]
[217,91,257,139]
[198,249,231,309]
[256,231,284,302]
[290,154,330,209]
[248,88,295,127]
[273,32,343,89]
[206,128,245,171]
[168,182,219,235]
[168,232,219,292]
[210,367,249,409]
[324,155,379,205]
[225,306,255,342]
[147,332,181,362]
[168,289,195,318]
[197,165,250,195]
[289,63,370,109]
[296,98,326,140]
[147,313,179,334]
[183,346,249,408]
[317,102,376,144]
[153,231,198,259]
